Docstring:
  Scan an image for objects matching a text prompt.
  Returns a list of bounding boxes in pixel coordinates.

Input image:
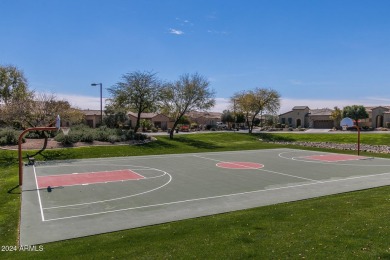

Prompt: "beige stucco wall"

[371,107,390,128]
[279,108,309,128]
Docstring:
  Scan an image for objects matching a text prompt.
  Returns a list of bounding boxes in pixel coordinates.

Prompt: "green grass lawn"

[1,132,390,259]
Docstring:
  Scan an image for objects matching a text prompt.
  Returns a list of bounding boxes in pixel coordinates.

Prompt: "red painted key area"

[37,169,144,188]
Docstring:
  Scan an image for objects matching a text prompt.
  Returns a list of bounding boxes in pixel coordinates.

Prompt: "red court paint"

[37,169,144,188]
[216,162,264,169]
[302,154,369,162]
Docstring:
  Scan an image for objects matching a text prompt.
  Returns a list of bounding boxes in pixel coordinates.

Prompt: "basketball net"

[56,115,70,136]
[60,127,70,136]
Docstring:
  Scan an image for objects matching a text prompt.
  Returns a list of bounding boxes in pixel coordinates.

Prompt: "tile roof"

[292,106,309,110]
[128,112,158,119]
[81,109,102,116]
[309,108,333,116]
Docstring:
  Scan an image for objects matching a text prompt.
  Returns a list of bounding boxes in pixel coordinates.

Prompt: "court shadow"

[22,186,64,192]
[7,185,20,194]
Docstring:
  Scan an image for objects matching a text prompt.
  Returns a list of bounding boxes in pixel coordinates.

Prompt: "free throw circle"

[216,162,264,169]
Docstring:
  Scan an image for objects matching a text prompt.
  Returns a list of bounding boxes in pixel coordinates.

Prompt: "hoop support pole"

[18,127,57,186]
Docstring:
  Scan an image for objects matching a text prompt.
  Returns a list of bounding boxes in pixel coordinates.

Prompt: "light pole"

[91,83,103,125]
[233,98,237,131]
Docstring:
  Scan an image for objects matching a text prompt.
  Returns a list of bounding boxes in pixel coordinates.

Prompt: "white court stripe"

[43,171,172,210]
[33,166,45,221]
[43,171,390,222]
[192,155,316,182]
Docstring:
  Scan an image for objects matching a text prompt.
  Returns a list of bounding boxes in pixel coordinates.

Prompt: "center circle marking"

[216,162,264,169]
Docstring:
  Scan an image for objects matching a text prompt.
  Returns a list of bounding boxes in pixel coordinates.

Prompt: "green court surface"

[20,148,390,245]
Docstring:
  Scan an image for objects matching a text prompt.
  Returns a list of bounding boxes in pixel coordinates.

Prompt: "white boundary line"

[192,154,316,182]
[299,154,372,163]
[36,166,166,189]
[33,148,390,222]
[43,171,390,222]
[38,168,151,178]
[42,169,172,211]
[35,148,288,168]
[278,151,390,167]
[216,162,264,169]
[33,166,45,221]
[36,169,147,188]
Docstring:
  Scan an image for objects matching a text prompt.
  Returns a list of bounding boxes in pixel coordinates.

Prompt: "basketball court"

[20,148,390,245]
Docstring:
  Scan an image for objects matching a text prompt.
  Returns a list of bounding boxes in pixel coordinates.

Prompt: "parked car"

[216,122,227,130]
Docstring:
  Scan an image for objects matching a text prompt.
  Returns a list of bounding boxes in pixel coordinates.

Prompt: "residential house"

[279,106,334,129]
[186,111,222,127]
[365,106,390,128]
[81,109,102,128]
[127,112,172,130]
[279,105,390,129]
[308,108,334,128]
[278,106,310,128]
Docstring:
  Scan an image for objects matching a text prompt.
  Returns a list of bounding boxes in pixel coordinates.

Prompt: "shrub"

[54,132,80,145]
[26,131,41,139]
[0,137,7,145]
[80,132,95,143]
[95,126,113,141]
[125,130,135,140]
[0,128,19,145]
[108,135,119,144]
[134,133,147,141]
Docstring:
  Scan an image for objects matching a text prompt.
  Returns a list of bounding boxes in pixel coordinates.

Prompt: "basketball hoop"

[340,117,354,129]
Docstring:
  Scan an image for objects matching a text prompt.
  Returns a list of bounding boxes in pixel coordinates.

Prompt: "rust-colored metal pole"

[18,127,57,186]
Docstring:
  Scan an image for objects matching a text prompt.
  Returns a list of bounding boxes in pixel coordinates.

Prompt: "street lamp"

[233,98,237,131]
[91,83,103,125]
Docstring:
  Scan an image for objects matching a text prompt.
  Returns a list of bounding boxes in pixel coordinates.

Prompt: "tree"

[0,65,31,104]
[160,73,215,139]
[342,105,369,127]
[330,106,342,129]
[0,65,34,127]
[235,112,246,128]
[232,88,280,133]
[23,93,83,128]
[104,104,129,128]
[221,110,235,129]
[108,71,162,133]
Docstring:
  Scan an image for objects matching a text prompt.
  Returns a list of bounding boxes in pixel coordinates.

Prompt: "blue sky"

[1,0,390,113]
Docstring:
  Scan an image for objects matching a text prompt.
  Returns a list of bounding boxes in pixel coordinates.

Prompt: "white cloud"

[207,29,229,35]
[212,98,231,112]
[169,28,184,35]
[50,93,108,110]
